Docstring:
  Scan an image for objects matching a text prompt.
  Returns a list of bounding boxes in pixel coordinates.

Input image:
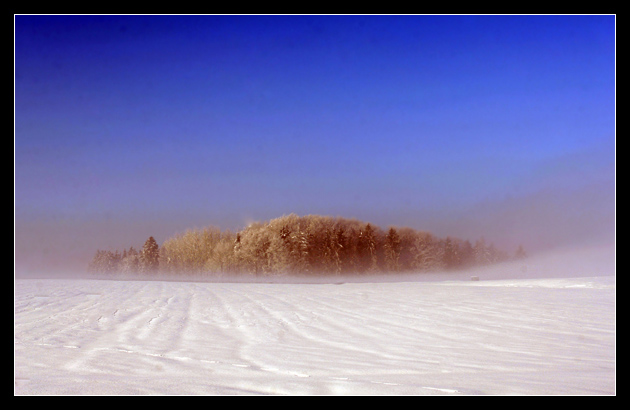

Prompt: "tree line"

[88,213,527,277]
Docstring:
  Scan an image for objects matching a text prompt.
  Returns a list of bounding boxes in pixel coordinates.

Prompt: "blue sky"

[15,15,615,274]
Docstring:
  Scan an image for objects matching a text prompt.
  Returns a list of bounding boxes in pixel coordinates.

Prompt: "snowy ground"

[14,244,615,395]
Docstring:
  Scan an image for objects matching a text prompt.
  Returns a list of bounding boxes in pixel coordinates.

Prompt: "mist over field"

[14,178,615,280]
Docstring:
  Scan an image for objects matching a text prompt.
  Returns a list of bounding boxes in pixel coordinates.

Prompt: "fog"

[15,175,615,281]
[426,182,614,255]
[15,235,615,287]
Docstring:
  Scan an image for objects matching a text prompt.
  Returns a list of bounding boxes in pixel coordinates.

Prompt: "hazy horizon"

[14,15,615,277]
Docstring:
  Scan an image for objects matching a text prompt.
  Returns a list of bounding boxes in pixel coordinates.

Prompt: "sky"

[14,15,615,275]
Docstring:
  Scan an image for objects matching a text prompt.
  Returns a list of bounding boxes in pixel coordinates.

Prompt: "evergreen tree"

[140,236,160,273]
[88,249,105,275]
[88,249,120,275]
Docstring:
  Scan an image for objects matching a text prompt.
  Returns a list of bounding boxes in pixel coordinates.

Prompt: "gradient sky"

[15,15,615,275]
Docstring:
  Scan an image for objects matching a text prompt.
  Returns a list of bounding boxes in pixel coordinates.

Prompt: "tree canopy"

[88,214,520,278]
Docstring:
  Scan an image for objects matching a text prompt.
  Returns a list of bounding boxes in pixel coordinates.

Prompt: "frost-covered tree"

[410,232,441,271]
[87,250,106,275]
[443,237,458,269]
[357,223,378,273]
[120,249,140,274]
[88,214,516,278]
[88,249,121,275]
[459,240,474,268]
[384,227,401,272]
[205,230,237,273]
[159,227,224,274]
[234,221,273,275]
[474,237,490,266]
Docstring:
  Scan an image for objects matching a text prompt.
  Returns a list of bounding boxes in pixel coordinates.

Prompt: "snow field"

[14,271,615,395]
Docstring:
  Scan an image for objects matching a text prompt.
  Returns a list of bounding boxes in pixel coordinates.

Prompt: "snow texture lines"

[15,274,615,395]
